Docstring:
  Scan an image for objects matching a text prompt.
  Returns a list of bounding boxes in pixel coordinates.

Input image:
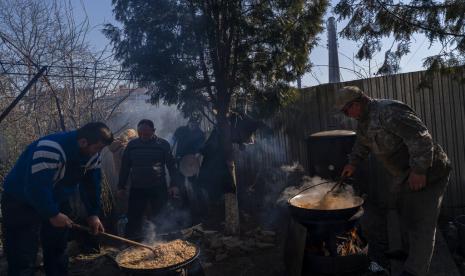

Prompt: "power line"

[0,59,133,81]
[0,60,131,74]
[0,56,202,73]
[0,71,135,81]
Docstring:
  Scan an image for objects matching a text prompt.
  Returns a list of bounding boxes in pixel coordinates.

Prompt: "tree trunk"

[224,167,240,235]
[217,112,240,235]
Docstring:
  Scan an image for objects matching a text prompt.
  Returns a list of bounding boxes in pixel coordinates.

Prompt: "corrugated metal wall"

[235,70,465,217]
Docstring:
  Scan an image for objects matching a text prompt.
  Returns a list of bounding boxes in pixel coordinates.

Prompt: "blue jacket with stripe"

[3,131,101,219]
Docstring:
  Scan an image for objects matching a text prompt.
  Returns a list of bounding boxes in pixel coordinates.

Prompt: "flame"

[336,227,366,256]
[305,227,367,257]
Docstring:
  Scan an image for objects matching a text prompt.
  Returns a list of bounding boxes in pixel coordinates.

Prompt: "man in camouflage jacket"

[337,86,451,276]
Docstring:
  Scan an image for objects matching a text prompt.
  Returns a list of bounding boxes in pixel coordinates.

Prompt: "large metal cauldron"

[307,130,356,179]
[114,242,200,275]
[288,193,364,223]
[288,194,363,225]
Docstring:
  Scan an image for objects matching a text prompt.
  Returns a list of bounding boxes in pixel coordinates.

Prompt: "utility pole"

[0,66,47,124]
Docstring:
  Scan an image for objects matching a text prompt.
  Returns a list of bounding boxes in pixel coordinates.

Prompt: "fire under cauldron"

[285,129,370,275]
[286,191,369,275]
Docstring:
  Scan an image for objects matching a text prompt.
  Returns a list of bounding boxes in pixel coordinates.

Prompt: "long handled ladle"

[324,175,347,197]
[72,223,159,255]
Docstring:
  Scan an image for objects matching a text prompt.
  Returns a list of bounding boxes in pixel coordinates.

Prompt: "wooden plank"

[385,75,395,100]
[411,72,423,119]
[376,75,384,98]
[451,73,464,215]
[442,74,458,213]
[401,73,410,104]
[394,74,404,103]
[441,73,458,212]
[308,90,320,135]
[320,85,331,130]
[415,72,427,120]
[389,74,397,100]
[405,72,415,108]
[432,72,445,151]
[452,73,465,215]
[371,75,379,99]
[420,75,433,133]
[425,72,438,139]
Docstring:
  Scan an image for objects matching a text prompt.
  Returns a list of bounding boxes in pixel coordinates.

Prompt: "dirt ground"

[0,224,454,276]
[0,216,385,276]
[0,229,286,276]
[0,202,397,276]
[1,204,463,276]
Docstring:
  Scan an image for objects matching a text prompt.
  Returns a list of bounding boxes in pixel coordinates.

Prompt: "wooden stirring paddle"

[324,175,347,198]
[72,223,159,255]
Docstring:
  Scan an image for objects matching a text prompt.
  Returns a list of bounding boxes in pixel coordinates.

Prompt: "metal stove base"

[303,253,370,275]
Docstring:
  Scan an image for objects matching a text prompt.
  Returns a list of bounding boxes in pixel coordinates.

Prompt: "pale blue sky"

[72,0,115,52]
[306,1,442,86]
[74,0,441,87]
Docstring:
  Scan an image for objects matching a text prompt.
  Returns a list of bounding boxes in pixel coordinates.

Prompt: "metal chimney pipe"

[327,17,340,83]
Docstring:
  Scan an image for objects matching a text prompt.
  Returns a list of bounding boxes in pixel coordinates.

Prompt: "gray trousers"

[393,166,450,276]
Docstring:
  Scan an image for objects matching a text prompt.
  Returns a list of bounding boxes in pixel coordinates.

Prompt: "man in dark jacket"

[172,118,205,161]
[117,119,179,240]
[337,86,451,276]
[1,122,114,276]
[171,118,205,220]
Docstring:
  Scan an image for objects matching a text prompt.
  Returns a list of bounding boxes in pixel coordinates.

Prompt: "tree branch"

[375,0,465,38]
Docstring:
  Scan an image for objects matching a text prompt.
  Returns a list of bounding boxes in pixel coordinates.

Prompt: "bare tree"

[0,0,129,178]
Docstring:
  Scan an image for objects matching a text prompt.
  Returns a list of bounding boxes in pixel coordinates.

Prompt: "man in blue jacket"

[1,122,114,276]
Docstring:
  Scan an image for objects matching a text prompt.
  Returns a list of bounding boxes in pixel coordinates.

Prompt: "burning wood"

[336,228,367,256]
[305,227,367,257]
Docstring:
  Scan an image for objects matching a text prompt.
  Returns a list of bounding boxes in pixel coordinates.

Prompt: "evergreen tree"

[105,0,328,234]
[334,0,465,75]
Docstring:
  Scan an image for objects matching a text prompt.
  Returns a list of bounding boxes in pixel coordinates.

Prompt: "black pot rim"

[114,241,200,274]
[287,193,364,211]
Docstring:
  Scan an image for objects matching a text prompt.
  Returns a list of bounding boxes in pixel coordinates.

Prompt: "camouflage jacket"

[349,99,449,177]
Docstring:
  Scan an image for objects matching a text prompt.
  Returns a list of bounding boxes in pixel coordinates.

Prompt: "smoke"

[103,88,194,243]
[276,175,329,205]
[332,111,356,129]
[235,132,296,229]
[278,174,358,210]
[240,132,288,166]
[240,158,359,229]
[143,220,157,244]
[280,162,304,173]
[108,90,187,141]
[141,201,193,244]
